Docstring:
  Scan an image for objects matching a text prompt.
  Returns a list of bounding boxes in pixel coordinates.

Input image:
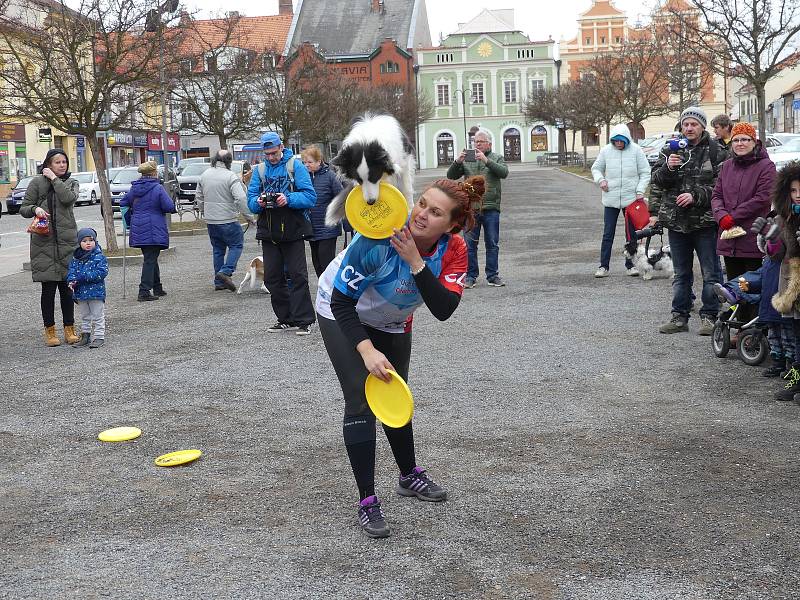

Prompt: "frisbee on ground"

[345,182,409,239]
[364,369,414,428]
[98,426,142,442]
[154,449,202,467]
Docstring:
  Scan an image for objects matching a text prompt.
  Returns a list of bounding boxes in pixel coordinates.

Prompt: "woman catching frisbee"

[316,176,485,538]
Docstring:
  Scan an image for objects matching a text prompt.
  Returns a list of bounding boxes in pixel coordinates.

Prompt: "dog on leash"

[325,113,416,227]
[625,243,674,280]
[237,256,270,294]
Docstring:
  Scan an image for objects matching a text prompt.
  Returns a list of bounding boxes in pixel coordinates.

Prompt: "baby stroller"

[711,269,769,366]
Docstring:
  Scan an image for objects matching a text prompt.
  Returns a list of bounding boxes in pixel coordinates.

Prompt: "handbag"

[27,214,50,236]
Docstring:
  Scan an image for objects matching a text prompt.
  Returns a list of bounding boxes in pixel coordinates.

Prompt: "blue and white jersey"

[315,232,467,333]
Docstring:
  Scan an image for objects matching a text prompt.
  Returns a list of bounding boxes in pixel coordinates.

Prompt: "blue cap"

[77,227,97,243]
[260,132,282,149]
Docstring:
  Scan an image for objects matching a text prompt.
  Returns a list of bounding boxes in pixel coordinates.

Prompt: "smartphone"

[465,149,476,162]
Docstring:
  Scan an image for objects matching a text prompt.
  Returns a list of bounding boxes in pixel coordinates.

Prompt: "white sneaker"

[594,267,609,278]
[626,267,639,277]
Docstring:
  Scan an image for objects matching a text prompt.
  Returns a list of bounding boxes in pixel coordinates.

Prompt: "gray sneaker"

[659,313,688,334]
[697,315,715,336]
[487,276,506,287]
[464,277,476,288]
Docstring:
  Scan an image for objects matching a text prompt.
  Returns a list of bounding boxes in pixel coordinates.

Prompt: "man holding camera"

[447,129,509,288]
[649,106,728,335]
[247,132,317,336]
[197,149,254,292]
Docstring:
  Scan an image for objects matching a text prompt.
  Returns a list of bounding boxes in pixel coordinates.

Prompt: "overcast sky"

[188,0,656,44]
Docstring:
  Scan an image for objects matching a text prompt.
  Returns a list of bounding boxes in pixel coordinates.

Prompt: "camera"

[465,149,476,162]
[634,223,663,240]
[260,192,279,209]
[667,138,689,152]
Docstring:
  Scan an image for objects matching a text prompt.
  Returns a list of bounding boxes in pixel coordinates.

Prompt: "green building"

[415,9,556,169]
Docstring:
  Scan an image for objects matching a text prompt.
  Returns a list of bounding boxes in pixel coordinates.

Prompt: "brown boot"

[44,325,61,347]
[63,324,81,344]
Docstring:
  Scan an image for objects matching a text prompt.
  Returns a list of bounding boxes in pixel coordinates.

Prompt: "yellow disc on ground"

[98,426,142,442]
[364,370,414,428]
[154,449,203,467]
[345,182,409,239]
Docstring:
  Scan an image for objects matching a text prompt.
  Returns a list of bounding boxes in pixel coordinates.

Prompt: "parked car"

[176,157,210,175]
[5,176,34,214]
[109,167,141,213]
[176,162,212,205]
[72,171,101,206]
[640,132,680,166]
[767,137,800,170]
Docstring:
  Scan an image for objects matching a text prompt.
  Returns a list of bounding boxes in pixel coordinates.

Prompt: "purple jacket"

[711,145,775,257]
[120,178,175,249]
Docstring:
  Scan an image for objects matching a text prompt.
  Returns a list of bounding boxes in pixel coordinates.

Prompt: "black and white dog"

[325,113,416,227]
[625,241,674,280]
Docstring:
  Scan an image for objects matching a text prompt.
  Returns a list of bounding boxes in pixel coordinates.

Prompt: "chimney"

[279,0,293,15]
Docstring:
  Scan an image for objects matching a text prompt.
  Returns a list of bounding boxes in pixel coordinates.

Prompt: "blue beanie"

[77,227,97,243]
[610,135,629,148]
[260,132,282,149]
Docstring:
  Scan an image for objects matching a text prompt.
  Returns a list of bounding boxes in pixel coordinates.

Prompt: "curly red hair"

[425,176,486,233]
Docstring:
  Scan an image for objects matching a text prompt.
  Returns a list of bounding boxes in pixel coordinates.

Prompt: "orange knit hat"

[731,122,757,140]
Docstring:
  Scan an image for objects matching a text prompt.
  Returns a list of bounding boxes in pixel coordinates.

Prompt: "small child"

[66,227,109,348]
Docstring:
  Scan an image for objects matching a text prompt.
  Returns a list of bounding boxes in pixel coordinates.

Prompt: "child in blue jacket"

[66,227,109,348]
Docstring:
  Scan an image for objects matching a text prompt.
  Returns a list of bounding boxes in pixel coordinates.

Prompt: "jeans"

[465,209,500,280]
[600,206,634,270]
[208,222,244,286]
[139,246,162,296]
[668,227,721,318]
[261,239,315,327]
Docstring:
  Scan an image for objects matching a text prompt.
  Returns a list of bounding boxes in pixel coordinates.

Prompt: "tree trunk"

[217,134,228,150]
[87,136,119,253]
[756,82,768,142]
[605,121,611,143]
[571,130,576,153]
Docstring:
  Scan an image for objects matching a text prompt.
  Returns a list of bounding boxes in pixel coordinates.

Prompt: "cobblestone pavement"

[2,164,799,599]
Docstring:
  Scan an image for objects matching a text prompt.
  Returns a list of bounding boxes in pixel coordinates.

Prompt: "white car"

[72,171,101,206]
[767,137,800,170]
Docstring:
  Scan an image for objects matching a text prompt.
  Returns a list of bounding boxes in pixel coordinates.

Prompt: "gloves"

[752,216,781,240]
[719,214,735,230]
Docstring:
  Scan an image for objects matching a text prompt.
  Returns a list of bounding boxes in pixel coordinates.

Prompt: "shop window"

[15,144,27,178]
[0,143,9,183]
[530,125,548,151]
[583,127,600,146]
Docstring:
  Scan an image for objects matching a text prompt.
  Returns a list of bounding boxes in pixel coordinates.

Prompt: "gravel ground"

[2,164,800,599]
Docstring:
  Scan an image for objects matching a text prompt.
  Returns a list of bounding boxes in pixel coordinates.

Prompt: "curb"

[23,246,176,270]
[557,167,594,182]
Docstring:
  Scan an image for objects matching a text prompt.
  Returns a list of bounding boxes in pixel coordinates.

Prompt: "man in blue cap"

[247,132,318,335]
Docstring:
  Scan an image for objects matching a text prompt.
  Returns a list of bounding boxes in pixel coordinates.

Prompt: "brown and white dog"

[236,256,270,294]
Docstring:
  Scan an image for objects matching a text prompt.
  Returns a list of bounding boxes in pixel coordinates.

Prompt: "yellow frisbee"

[154,449,203,467]
[344,182,409,239]
[364,370,414,428]
[98,426,142,442]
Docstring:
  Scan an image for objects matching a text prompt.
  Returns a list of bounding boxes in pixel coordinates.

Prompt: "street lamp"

[413,64,420,166]
[554,58,566,165]
[453,88,472,152]
[145,0,179,168]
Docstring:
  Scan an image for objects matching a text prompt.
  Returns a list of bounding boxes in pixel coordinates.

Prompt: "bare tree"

[664,0,800,139]
[590,38,673,142]
[0,0,181,252]
[169,13,266,150]
[350,84,434,149]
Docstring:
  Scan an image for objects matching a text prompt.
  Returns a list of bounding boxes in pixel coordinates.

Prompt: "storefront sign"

[0,122,25,141]
[38,127,52,142]
[76,136,85,148]
[147,132,180,151]
[133,133,148,147]
[107,131,134,146]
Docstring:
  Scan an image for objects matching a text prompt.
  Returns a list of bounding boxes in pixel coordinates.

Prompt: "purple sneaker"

[358,495,390,538]
[396,467,447,502]
[713,283,737,304]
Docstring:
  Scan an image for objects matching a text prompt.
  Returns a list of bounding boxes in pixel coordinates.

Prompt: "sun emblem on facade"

[477,42,493,58]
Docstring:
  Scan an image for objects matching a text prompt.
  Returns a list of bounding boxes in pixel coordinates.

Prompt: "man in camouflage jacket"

[648,106,728,335]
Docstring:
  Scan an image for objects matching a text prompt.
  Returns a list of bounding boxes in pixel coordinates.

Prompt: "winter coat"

[246,149,317,243]
[711,144,775,258]
[590,124,651,209]
[196,164,253,224]
[650,130,729,233]
[19,174,80,282]
[121,177,175,249]
[759,255,787,324]
[446,150,508,212]
[66,244,108,301]
[309,163,343,240]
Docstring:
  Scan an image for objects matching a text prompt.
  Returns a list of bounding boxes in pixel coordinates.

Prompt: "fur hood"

[772,257,800,314]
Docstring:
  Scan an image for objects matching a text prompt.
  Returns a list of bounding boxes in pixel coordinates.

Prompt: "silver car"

[176,162,212,205]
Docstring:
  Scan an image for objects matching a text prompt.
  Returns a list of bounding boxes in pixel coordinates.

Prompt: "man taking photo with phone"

[447,128,509,288]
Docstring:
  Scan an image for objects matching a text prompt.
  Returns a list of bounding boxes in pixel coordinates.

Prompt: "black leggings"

[318,315,417,500]
[309,238,338,278]
[41,281,74,327]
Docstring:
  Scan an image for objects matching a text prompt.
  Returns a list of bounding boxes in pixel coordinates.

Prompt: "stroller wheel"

[712,321,730,358]
[737,327,768,366]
